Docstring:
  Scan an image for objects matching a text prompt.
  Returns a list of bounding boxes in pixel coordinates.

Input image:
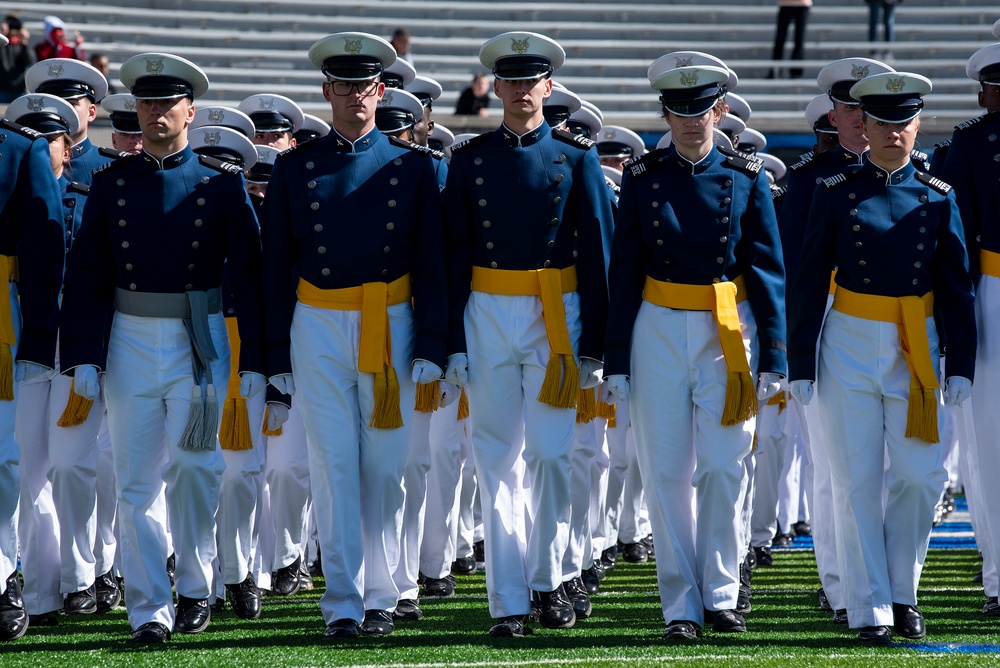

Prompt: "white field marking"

[318,654,956,668]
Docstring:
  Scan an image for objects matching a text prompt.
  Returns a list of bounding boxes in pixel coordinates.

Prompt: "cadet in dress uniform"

[427,123,454,154]
[238,93,304,151]
[25,59,114,185]
[262,32,446,640]
[442,31,613,638]
[789,72,975,644]
[405,75,449,189]
[294,114,331,144]
[58,53,267,644]
[102,93,143,154]
[602,55,785,640]
[941,42,1000,616]
[0,32,67,640]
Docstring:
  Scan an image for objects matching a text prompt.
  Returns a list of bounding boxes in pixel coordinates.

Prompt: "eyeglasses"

[327,79,380,97]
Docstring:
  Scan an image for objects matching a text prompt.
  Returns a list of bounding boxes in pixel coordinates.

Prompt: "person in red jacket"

[34,16,84,62]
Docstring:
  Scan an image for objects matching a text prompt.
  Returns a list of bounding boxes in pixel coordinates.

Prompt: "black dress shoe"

[452,556,477,576]
[64,584,98,614]
[663,620,702,640]
[858,625,891,645]
[983,597,1000,616]
[309,547,323,577]
[563,577,592,619]
[489,615,531,637]
[791,521,812,536]
[174,595,211,634]
[772,532,794,547]
[95,571,122,612]
[323,618,359,639]
[537,585,576,629]
[298,560,314,591]
[226,573,262,620]
[132,621,170,644]
[621,542,648,563]
[165,553,176,587]
[360,609,394,636]
[833,608,848,624]
[600,545,617,571]
[745,548,757,570]
[393,598,422,621]
[892,602,925,639]
[581,565,601,595]
[640,534,655,557]
[473,540,485,564]
[711,609,746,633]
[753,546,773,566]
[0,571,28,641]
[27,611,58,627]
[271,556,302,597]
[423,575,456,597]
[817,587,832,612]
[529,592,541,623]
[736,584,752,614]
[973,569,984,584]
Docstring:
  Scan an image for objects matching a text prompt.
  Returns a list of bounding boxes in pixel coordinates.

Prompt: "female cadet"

[602,54,786,640]
[788,72,976,645]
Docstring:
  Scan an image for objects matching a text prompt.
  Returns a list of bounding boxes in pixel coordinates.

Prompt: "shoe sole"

[859,635,891,646]
[174,616,211,634]
[540,613,576,629]
[893,627,925,640]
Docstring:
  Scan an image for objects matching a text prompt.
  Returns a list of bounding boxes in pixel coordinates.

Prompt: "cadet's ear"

[322,80,332,103]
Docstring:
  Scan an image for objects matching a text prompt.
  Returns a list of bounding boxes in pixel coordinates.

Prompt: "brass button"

[125,263,133,271]
[859,260,867,266]
[483,220,491,228]
[652,183,660,190]
[185,283,193,290]
[653,220,660,227]
[118,220,126,227]
[383,246,391,253]
[721,216,729,224]
[129,283,136,290]
[553,196,562,205]
[555,174,564,183]
[920,211,927,217]
[850,209,858,216]
[849,193,856,200]
[121,241,129,249]
[308,181,317,189]
[195,219,203,227]
[914,261,922,269]
[917,243,924,251]
[382,269,389,276]
[116,179,125,186]
[311,202,319,211]
[306,161,315,169]
[716,257,724,264]
[321,268,330,276]
[188,264,195,271]
[386,223,394,230]
[390,177,398,186]
[475,177,484,185]
[919,227,926,233]
[478,199,487,207]
[852,225,860,232]
[919,195,927,202]
[490,261,498,268]
[474,157,483,166]
[192,241,199,249]
[393,158,403,166]
[651,201,658,208]
[550,218,558,226]
[486,242,494,250]
[558,154,566,163]
[720,236,727,242]
[723,197,731,204]
[388,200,397,208]
[318,246,326,254]
[197,198,205,206]
[543,260,551,267]
[912,278,919,285]
[656,239,664,246]
[547,240,555,248]
[314,224,323,232]
[724,179,732,187]
[863,278,870,284]
[117,199,126,206]
[201,176,210,184]
[855,241,862,247]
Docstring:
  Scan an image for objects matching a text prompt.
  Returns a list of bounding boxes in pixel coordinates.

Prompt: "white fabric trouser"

[563,419,599,579]
[456,418,479,558]
[777,423,804,533]
[618,425,650,545]
[818,309,946,628]
[0,285,19,594]
[263,403,312,573]
[751,401,789,547]
[466,291,580,618]
[588,418,611,567]
[630,300,757,626]
[420,398,466,580]
[94,414,118,577]
[603,398,632,549]
[394,409,432,601]
[290,301,415,624]
[106,312,229,630]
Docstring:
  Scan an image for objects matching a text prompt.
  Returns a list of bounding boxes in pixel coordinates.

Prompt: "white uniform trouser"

[394,409,432,601]
[94,414,118,577]
[618,424,650,545]
[0,285,20,594]
[217,390,266,586]
[456,418,479,558]
[290,301,415,624]
[466,291,580,618]
[818,310,946,628]
[563,419,598,579]
[630,300,757,626]
[777,423,804,534]
[588,418,611,567]
[604,398,631,548]
[264,402,311,573]
[751,401,789,547]
[421,398,465,580]
[106,312,229,630]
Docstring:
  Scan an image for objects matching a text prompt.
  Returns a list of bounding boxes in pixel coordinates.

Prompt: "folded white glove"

[756,372,783,402]
[239,372,267,399]
[269,373,296,396]
[72,365,100,401]
[944,376,972,407]
[14,361,50,383]
[579,357,603,390]
[600,374,630,404]
[789,379,814,406]
[266,402,290,431]
[439,381,461,408]
[411,359,443,385]
[445,353,469,388]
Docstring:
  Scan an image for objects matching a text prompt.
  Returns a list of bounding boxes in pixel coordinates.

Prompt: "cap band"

[493,55,553,81]
[829,81,861,105]
[36,79,96,101]
[322,55,383,81]
[375,108,416,133]
[381,72,406,89]
[412,92,433,109]
[293,128,323,142]
[246,163,273,184]
[597,141,635,158]
[131,75,193,100]
[542,106,571,127]
[196,146,245,167]
[249,111,293,133]
[15,111,70,136]
[427,137,445,152]
[565,119,592,139]
[109,111,141,133]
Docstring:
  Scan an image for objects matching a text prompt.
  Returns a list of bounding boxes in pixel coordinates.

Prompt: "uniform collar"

[498,119,548,148]
[140,145,193,170]
[837,144,868,165]
[70,137,93,159]
[671,145,717,175]
[327,125,382,153]
[865,157,915,186]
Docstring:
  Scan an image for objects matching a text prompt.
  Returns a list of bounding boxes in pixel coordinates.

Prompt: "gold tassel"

[0,344,12,402]
[596,396,617,429]
[262,405,283,437]
[721,371,758,426]
[537,354,579,409]
[57,379,94,427]
[922,388,939,444]
[576,386,597,424]
[414,381,440,413]
[457,387,470,420]
[906,383,939,444]
[219,397,253,451]
[369,367,403,429]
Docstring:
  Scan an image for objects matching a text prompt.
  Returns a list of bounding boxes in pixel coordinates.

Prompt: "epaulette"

[822,172,850,189]
[910,148,929,164]
[797,150,814,163]
[278,134,319,157]
[67,181,89,196]
[729,146,758,163]
[622,148,664,178]
[718,145,763,177]
[198,154,242,175]
[771,185,787,200]
[450,131,490,154]
[0,118,43,140]
[789,149,835,172]
[98,147,132,160]
[609,182,621,196]
[934,139,951,150]
[92,154,136,176]
[955,114,987,133]
[552,127,595,149]
[388,135,445,160]
[915,171,952,195]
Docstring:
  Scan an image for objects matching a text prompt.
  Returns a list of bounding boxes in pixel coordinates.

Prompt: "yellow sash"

[981,249,1000,278]
[0,255,17,401]
[832,286,939,443]
[297,275,412,429]
[471,266,579,409]
[218,317,253,450]
[642,275,755,426]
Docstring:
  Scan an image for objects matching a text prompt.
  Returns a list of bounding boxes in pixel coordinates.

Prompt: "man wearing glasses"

[261,32,447,640]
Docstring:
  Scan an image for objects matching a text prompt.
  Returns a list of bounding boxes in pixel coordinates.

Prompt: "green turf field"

[4,549,998,667]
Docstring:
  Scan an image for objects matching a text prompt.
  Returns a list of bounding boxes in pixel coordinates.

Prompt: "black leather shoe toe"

[489,615,531,637]
[663,620,702,640]
[360,609,394,636]
[323,618,359,639]
[538,585,576,629]
[858,625,891,645]
[271,556,302,597]
[892,602,925,639]
[174,595,211,634]
[64,584,98,615]
[132,621,170,644]
[226,573,262,620]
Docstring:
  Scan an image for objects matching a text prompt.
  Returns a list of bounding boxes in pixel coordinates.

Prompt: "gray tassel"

[202,383,220,449]
[179,385,210,451]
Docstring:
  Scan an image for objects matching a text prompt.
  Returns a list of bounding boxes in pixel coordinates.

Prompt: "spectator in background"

[89,53,117,94]
[0,15,33,102]
[34,15,85,62]
[454,72,490,117]
[769,0,811,79]
[390,28,413,64]
[867,0,900,54]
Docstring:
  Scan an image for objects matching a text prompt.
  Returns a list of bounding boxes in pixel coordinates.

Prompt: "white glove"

[439,381,461,408]
[789,379,814,406]
[14,361,49,383]
[445,353,469,388]
[266,403,290,431]
[239,372,267,399]
[579,357,603,390]
[757,372,783,402]
[411,359,443,385]
[944,376,972,407]
[72,365,100,401]
[600,374,630,404]
[269,373,296,396]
